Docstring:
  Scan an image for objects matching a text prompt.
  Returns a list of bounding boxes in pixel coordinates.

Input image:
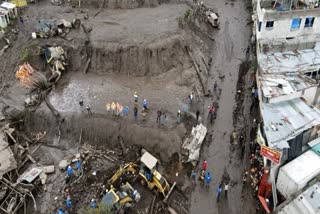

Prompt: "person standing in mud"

[224,182,229,197]
[189,92,194,105]
[202,160,207,171]
[196,110,200,122]
[134,106,138,120]
[213,81,217,93]
[216,184,222,202]
[86,105,92,115]
[191,170,196,185]
[177,110,181,124]
[157,109,161,123]
[79,100,84,112]
[66,195,72,210]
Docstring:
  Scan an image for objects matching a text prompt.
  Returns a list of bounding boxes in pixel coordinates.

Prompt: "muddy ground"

[0,0,257,212]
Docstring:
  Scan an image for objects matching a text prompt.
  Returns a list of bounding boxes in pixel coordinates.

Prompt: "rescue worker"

[58,208,65,214]
[86,105,92,115]
[196,110,200,122]
[216,184,222,202]
[189,92,194,105]
[202,160,207,171]
[134,92,139,102]
[142,99,148,110]
[191,170,196,185]
[66,195,72,209]
[224,182,229,197]
[156,109,161,123]
[66,166,73,177]
[177,110,181,124]
[90,199,97,209]
[76,160,82,174]
[204,172,212,188]
[199,170,205,185]
[213,81,217,92]
[79,100,84,112]
[134,107,138,120]
[123,106,129,116]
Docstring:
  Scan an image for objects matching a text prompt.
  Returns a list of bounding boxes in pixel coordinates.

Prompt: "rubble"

[181,123,207,165]
[32,18,81,39]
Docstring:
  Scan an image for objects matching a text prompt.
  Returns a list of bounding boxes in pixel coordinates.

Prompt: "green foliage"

[250,58,257,71]
[20,48,31,62]
[83,203,112,214]
[178,8,194,27]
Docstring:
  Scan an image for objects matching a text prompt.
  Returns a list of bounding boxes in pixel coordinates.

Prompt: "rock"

[59,159,71,170]
[42,165,55,174]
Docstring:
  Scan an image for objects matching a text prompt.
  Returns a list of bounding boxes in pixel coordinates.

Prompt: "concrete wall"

[256,14,320,41]
[255,0,320,41]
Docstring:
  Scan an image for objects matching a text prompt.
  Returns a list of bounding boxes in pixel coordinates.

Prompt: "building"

[0,7,9,28]
[253,0,320,213]
[276,181,320,214]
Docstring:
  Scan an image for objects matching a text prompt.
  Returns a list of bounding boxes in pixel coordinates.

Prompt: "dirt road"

[189,0,253,213]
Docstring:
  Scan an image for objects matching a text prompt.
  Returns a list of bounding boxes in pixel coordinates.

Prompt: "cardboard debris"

[19,168,43,183]
[181,123,207,165]
[0,132,17,178]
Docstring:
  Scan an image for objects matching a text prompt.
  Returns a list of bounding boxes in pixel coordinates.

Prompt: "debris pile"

[0,124,51,214]
[32,19,81,39]
[181,123,207,165]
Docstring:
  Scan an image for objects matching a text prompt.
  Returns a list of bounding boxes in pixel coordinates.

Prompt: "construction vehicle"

[101,182,140,211]
[108,150,173,198]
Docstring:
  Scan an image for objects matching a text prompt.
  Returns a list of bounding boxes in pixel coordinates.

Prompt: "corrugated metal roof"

[258,73,316,99]
[308,138,320,156]
[261,98,320,149]
[259,42,320,74]
[277,182,320,214]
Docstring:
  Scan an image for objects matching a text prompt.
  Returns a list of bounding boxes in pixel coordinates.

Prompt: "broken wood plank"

[149,195,157,214]
[186,47,208,96]
[163,182,176,203]
[27,155,36,164]
[5,130,16,143]
[201,57,210,73]
[83,58,91,74]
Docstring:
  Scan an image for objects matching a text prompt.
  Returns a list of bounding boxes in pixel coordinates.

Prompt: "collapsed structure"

[252,0,320,213]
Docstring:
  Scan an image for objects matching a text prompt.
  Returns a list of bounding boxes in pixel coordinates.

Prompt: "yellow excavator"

[101,182,141,211]
[108,150,173,198]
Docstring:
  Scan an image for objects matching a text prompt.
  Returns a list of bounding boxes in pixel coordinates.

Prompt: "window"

[291,18,301,29]
[304,17,314,28]
[258,21,262,32]
[266,21,274,29]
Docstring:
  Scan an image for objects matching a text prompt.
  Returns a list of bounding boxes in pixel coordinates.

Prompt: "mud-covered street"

[189,0,255,213]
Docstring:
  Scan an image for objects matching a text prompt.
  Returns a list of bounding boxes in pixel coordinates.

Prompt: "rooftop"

[278,181,320,214]
[258,73,316,100]
[261,98,320,149]
[258,42,320,74]
[0,2,16,9]
[259,0,320,11]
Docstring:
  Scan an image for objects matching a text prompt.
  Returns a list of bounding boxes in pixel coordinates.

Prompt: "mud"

[71,35,191,77]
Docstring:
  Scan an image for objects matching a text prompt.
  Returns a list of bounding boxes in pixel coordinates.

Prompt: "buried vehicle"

[38,45,68,83]
[206,11,219,28]
[109,150,173,198]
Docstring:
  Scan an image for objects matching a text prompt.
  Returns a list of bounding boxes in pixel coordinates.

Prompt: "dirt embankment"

[69,35,190,76]
[72,0,180,9]
[24,110,187,162]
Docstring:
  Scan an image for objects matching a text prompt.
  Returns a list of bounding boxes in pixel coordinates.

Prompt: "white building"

[276,181,320,214]
[254,0,320,43]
